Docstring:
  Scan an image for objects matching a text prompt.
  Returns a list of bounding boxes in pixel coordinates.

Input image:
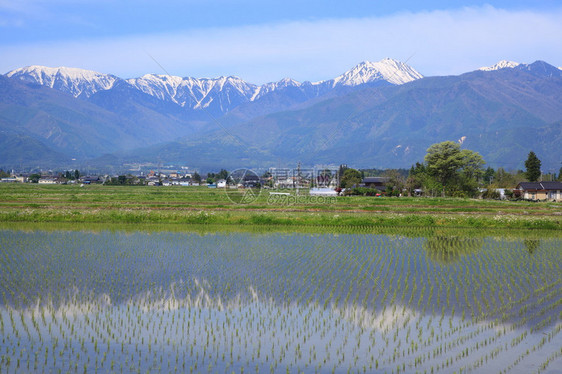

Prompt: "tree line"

[340,141,560,198]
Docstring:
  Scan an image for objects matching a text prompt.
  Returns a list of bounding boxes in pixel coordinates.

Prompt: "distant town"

[1,160,561,202]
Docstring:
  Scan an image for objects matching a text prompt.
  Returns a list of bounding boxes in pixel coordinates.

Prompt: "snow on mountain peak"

[127,74,258,109]
[5,59,423,112]
[478,60,520,71]
[6,65,117,98]
[251,77,302,100]
[330,58,423,87]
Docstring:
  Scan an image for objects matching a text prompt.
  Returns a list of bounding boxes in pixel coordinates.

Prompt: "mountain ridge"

[1,60,560,171]
[102,60,561,171]
[6,58,423,115]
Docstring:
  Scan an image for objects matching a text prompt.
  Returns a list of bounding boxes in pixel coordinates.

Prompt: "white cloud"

[1,6,561,83]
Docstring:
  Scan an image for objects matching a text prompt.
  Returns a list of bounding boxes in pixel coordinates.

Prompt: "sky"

[1,0,561,84]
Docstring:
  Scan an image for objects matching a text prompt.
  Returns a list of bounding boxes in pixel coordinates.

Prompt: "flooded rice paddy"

[0,227,561,373]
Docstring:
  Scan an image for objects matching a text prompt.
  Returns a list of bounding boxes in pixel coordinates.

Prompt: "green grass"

[0,184,560,229]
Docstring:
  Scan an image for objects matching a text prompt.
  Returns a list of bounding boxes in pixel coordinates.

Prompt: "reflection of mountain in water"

[0,228,560,335]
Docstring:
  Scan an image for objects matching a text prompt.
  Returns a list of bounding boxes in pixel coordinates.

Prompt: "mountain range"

[1,59,561,171]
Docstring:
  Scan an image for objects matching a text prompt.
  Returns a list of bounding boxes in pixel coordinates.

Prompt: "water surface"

[0,226,560,373]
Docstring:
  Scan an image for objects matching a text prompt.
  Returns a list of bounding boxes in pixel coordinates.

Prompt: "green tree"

[524,151,541,182]
[459,149,485,180]
[340,168,362,189]
[193,172,201,184]
[425,141,465,189]
[338,164,348,182]
[29,173,41,183]
[217,169,229,180]
[483,167,495,185]
[492,167,519,188]
[383,169,406,196]
[406,163,424,193]
[424,141,485,197]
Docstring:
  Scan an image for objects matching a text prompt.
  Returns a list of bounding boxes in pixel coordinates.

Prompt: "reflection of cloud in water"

[2,282,560,374]
[332,303,416,331]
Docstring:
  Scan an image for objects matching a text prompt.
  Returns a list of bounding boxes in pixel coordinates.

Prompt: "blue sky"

[1,0,561,83]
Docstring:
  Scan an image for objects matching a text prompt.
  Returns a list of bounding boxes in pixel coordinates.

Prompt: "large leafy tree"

[340,168,362,189]
[423,141,485,197]
[459,149,485,181]
[524,151,541,182]
[425,141,465,187]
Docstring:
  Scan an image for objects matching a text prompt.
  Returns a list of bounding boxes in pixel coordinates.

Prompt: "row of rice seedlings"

[0,228,561,373]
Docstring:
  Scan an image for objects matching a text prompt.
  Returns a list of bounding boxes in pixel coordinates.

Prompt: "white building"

[38,178,57,184]
[309,188,338,196]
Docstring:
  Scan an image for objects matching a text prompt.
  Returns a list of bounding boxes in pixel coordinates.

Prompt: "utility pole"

[296,162,301,196]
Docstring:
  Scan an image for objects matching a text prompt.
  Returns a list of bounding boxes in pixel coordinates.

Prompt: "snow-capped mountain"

[2,59,561,170]
[125,58,423,110]
[6,66,119,98]
[127,74,258,111]
[478,60,562,80]
[478,60,520,71]
[5,58,422,114]
[251,78,301,101]
[328,58,423,86]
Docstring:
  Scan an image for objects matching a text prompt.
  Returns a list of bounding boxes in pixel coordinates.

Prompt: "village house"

[515,181,562,201]
[361,177,390,191]
[79,176,102,184]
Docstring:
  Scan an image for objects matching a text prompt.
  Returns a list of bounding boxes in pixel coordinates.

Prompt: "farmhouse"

[80,176,102,184]
[515,181,562,201]
[361,177,389,191]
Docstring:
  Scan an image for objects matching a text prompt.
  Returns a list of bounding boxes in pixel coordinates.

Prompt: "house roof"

[363,177,389,183]
[517,181,562,191]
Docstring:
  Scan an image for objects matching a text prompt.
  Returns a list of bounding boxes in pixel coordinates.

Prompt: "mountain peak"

[515,60,562,78]
[277,77,300,85]
[330,58,423,87]
[6,65,117,98]
[478,60,520,71]
[8,65,105,78]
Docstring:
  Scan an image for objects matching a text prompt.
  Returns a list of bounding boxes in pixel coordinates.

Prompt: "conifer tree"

[524,151,541,182]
